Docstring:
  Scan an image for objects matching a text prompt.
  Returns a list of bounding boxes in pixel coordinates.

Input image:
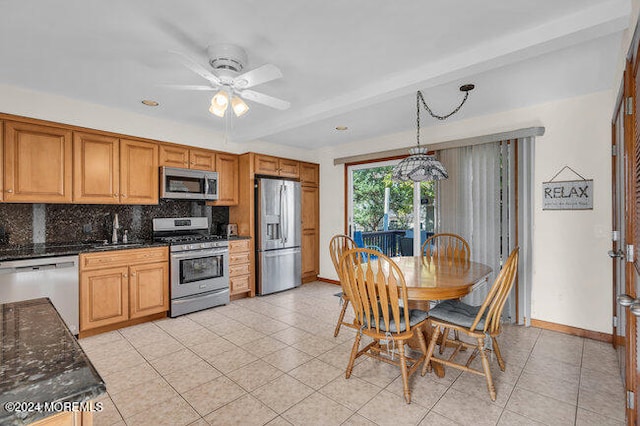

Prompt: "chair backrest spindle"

[422,233,470,263]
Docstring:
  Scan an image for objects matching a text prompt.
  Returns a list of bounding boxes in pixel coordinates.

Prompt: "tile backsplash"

[0,200,229,246]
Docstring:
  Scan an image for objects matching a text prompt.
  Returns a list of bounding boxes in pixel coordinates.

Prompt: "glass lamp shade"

[392,146,448,182]
[231,96,249,116]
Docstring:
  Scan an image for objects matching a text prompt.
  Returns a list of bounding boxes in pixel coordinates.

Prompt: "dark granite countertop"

[0,241,169,262]
[0,298,106,425]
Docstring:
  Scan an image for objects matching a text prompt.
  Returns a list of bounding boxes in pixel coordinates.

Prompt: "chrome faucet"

[112,213,120,244]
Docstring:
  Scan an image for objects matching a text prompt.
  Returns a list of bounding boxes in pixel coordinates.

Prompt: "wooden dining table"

[392,256,493,376]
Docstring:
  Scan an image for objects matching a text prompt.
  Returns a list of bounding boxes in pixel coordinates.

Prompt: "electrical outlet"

[82,224,92,234]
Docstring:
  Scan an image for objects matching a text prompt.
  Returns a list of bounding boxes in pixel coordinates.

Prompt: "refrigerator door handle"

[283,185,288,244]
[279,184,285,244]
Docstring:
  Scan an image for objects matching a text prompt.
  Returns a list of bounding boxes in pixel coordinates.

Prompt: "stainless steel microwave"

[160,167,218,200]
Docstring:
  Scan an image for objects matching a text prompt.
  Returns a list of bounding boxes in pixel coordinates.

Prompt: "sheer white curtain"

[437,141,509,307]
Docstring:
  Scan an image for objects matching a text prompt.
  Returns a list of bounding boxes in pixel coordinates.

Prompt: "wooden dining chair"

[423,247,519,401]
[421,233,471,262]
[329,234,359,337]
[421,233,471,353]
[340,248,429,404]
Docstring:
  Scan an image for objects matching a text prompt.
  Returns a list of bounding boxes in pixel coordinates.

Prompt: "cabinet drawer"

[229,239,250,253]
[230,274,250,294]
[229,251,250,265]
[229,263,250,277]
[81,247,168,270]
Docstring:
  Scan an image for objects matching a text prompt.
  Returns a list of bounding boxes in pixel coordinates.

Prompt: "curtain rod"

[333,126,545,165]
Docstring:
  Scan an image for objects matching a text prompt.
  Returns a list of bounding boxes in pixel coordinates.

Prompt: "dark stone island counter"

[0,298,105,425]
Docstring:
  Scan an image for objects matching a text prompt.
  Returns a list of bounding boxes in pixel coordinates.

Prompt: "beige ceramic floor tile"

[174,328,219,348]
[351,358,401,388]
[207,347,259,374]
[342,413,378,426]
[262,346,314,372]
[451,369,516,408]
[110,377,178,419]
[79,330,126,351]
[227,359,283,391]
[149,348,203,376]
[91,349,147,376]
[190,337,237,360]
[319,376,382,411]
[497,410,545,425]
[241,336,289,358]
[282,392,353,426]
[269,327,314,345]
[136,336,185,360]
[251,374,315,414]
[182,376,246,416]
[204,394,278,426]
[290,335,338,357]
[578,386,625,421]
[102,362,160,395]
[523,355,581,384]
[92,395,123,426]
[316,340,363,370]
[575,407,625,425]
[264,416,293,426]
[418,411,460,426]
[155,316,204,336]
[288,358,343,390]
[124,396,199,426]
[506,387,577,425]
[433,388,503,426]
[222,325,266,346]
[82,337,134,361]
[163,360,222,393]
[516,370,578,405]
[357,390,429,425]
[386,374,449,410]
[186,419,209,426]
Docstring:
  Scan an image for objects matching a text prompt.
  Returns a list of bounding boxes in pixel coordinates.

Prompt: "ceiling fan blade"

[163,84,216,91]
[233,64,283,89]
[169,50,221,86]
[240,90,290,110]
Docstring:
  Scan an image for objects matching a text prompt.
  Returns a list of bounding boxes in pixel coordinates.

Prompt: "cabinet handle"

[123,273,128,278]
[6,189,12,193]
[191,161,195,165]
[131,272,136,276]
[113,193,118,198]
[122,194,127,198]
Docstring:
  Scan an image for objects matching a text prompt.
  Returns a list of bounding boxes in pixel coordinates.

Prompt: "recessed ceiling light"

[335,126,348,131]
[141,100,159,107]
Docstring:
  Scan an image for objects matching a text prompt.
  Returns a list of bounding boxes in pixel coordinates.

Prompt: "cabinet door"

[4,121,72,203]
[213,153,238,206]
[301,185,319,232]
[278,159,300,178]
[80,266,129,331]
[73,132,120,204]
[129,262,168,319]
[300,162,319,186]
[159,144,189,168]
[120,139,159,204]
[301,229,318,280]
[230,275,251,295]
[0,121,3,202]
[254,154,279,175]
[189,149,216,171]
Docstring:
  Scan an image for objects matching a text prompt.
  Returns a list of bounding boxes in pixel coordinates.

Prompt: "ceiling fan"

[169,43,290,118]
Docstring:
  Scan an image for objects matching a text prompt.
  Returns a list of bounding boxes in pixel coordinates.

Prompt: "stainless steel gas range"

[153,217,229,317]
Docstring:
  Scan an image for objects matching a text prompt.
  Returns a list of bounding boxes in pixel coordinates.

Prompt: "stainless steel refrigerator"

[256,177,302,295]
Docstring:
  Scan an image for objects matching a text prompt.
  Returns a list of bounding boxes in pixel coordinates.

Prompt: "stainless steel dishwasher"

[0,255,79,334]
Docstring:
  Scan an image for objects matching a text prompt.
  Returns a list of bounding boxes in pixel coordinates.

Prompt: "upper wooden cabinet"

[300,162,319,186]
[159,144,216,171]
[73,132,120,204]
[0,121,3,202]
[254,154,300,178]
[4,121,73,203]
[120,139,159,204]
[212,152,239,206]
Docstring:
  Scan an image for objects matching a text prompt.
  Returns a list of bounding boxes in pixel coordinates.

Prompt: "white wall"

[317,90,613,334]
[0,84,317,162]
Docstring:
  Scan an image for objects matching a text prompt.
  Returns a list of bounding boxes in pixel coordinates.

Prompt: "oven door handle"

[171,249,228,259]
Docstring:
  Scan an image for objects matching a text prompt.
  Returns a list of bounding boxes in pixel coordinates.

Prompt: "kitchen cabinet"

[0,121,3,202]
[120,139,159,204]
[301,182,319,282]
[31,411,92,426]
[159,144,216,171]
[211,152,239,206]
[4,121,72,203]
[79,246,169,336]
[229,239,252,296]
[254,154,300,178]
[300,161,319,186]
[73,132,120,204]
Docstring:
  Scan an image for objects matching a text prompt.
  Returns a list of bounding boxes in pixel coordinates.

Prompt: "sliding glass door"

[347,160,435,257]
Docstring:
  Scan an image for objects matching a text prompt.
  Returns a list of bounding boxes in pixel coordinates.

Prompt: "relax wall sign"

[542,179,593,210]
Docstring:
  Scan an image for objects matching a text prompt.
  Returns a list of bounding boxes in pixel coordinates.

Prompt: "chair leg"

[492,336,505,371]
[423,324,441,376]
[346,331,361,379]
[334,298,349,337]
[397,341,411,404]
[439,327,449,354]
[477,337,496,401]
[416,326,428,377]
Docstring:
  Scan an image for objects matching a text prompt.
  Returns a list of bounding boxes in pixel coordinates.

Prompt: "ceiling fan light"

[211,90,229,107]
[209,103,226,117]
[231,96,249,117]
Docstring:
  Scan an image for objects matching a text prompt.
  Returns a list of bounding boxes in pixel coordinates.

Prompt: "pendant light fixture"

[392,84,475,182]
[208,89,250,118]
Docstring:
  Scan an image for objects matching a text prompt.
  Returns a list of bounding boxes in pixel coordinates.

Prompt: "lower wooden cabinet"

[229,239,252,297]
[32,410,92,426]
[79,247,168,336]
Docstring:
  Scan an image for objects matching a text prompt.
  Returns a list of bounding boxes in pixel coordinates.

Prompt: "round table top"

[391,256,493,301]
